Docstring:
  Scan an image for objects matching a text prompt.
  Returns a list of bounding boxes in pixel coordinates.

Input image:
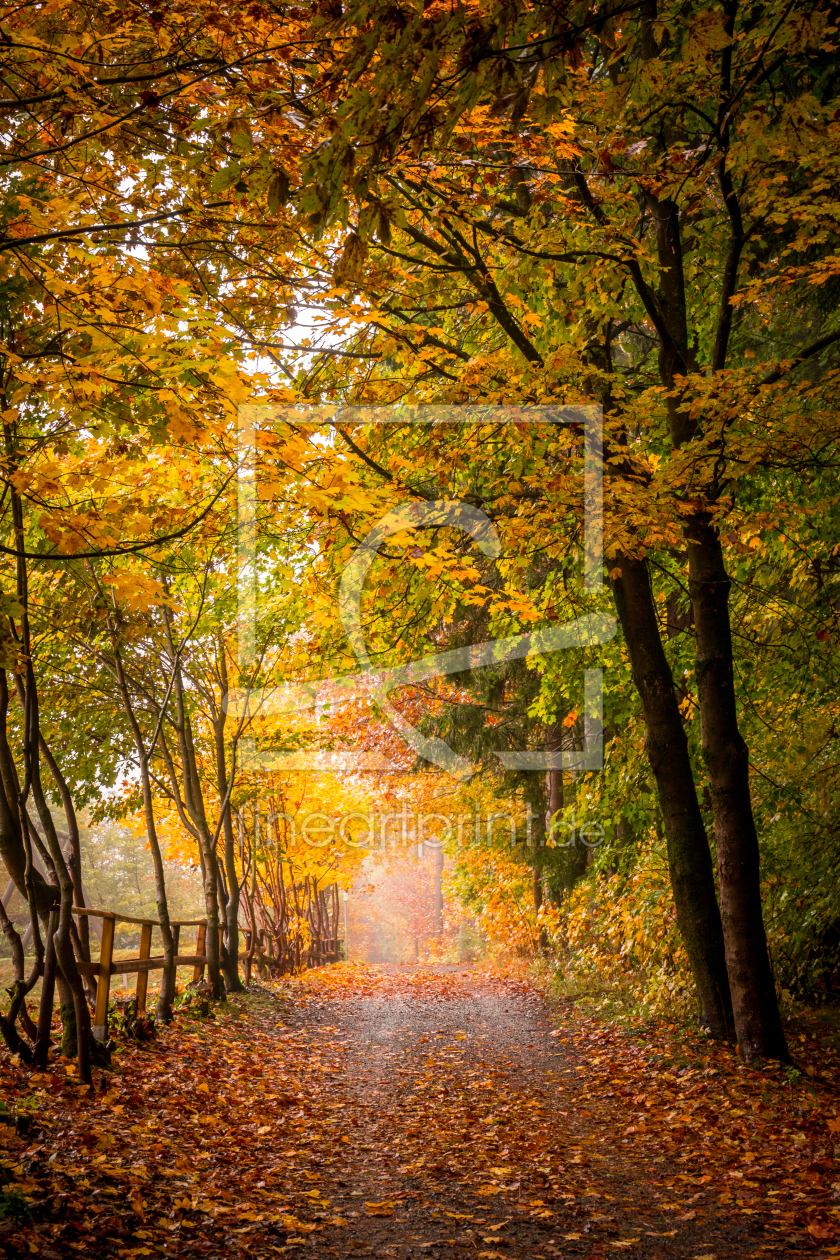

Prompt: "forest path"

[2,963,834,1259]
[265,964,801,1260]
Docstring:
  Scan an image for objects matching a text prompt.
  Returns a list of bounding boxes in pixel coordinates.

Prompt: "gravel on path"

[267,964,770,1260]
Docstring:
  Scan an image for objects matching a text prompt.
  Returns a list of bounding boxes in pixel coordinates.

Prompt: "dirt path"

[1,963,836,1258]
[273,964,760,1260]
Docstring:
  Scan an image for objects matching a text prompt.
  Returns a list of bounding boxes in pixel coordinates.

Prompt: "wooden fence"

[240,929,340,983]
[73,907,210,1041]
[73,908,343,1041]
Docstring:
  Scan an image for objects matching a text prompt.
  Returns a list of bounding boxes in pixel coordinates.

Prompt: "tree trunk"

[138,760,178,1023]
[166,638,225,1001]
[0,895,39,1059]
[23,668,93,1083]
[215,637,243,993]
[193,808,224,998]
[110,643,177,1023]
[0,676,54,920]
[433,844,443,937]
[525,773,549,953]
[547,724,588,893]
[39,735,92,972]
[642,187,785,1059]
[35,908,58,1069]
[687,522,789,1061]
[610,556,733,1037]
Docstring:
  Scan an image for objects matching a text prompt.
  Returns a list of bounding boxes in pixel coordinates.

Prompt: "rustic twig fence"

[240,928,340,984]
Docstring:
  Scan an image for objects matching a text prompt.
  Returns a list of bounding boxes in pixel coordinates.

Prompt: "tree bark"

[547,721,588,893]
[39,734,92,969]
[109,642,177,1023]
[524,773,549,953]
[0,890,40,1060]
[610,557,733,1037]
[0,676,53,919]
[22,664,93,1082]
[687,521,789,1060]
[13,676,97,1007]
[34,907,58,1069]
[433,843,443,937]
[160,610,225,1001]
[635,188,783,1056]
[10,479,92,1081]
[185,715,224,998]
[214,638,243,993]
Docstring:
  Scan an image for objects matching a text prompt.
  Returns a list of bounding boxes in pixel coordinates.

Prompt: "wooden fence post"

[134,922,153,1017]
[93,913,116,1042]
[243,930,251,986]
[193,923,206,983]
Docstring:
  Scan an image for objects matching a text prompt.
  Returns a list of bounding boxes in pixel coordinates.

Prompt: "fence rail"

[72,907,343,1042]
[73,906,212,1041]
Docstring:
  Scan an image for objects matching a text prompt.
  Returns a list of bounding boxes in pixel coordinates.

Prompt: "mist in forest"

[345,848,481,965]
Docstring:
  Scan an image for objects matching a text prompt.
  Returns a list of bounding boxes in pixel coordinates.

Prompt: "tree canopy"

[0,0,837,1089]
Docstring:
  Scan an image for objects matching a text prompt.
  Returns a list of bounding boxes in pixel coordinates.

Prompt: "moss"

[59,1001,77,1057]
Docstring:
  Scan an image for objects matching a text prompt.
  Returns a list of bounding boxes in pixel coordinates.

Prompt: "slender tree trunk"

[0,891,40,1059]
[240,813,257,984]
[137,759,178,1022]
[277,854,288,975]
[177,668,225,998]
[220,842,241,991]
[547,722,588,892]
[0,677,53,920]
[687,522,789,1061]
[35,907,58,1069]
[610,557,733,1037]
[110,646,177,1022]
[532,865,543,915]
[215,849,233,981]
[195,818,224,996]
[10,482,92,1080]
[215,637,243,992]
[547,732,563,831]
[584,359,730,1032]
[187,781,224,997]
[39,736,91,967]
[194,822,224,996]
[23,670,92,1081]
[13,689,97,1007]
[312,877,319,965]
[644,188,785,1059]
[433,845,444,937]
[161,629,225,1001]
[525,773,549,953]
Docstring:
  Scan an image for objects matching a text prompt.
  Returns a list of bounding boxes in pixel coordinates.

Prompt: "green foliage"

[0,1163,30,1222]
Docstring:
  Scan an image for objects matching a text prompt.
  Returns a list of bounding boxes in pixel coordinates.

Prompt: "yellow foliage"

[549,835,695,1017]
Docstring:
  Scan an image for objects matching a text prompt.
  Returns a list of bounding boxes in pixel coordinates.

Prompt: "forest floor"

[1,963,839,1259]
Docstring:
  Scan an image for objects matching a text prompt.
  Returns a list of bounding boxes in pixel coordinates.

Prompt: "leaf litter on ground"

[0,963,838,1258]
